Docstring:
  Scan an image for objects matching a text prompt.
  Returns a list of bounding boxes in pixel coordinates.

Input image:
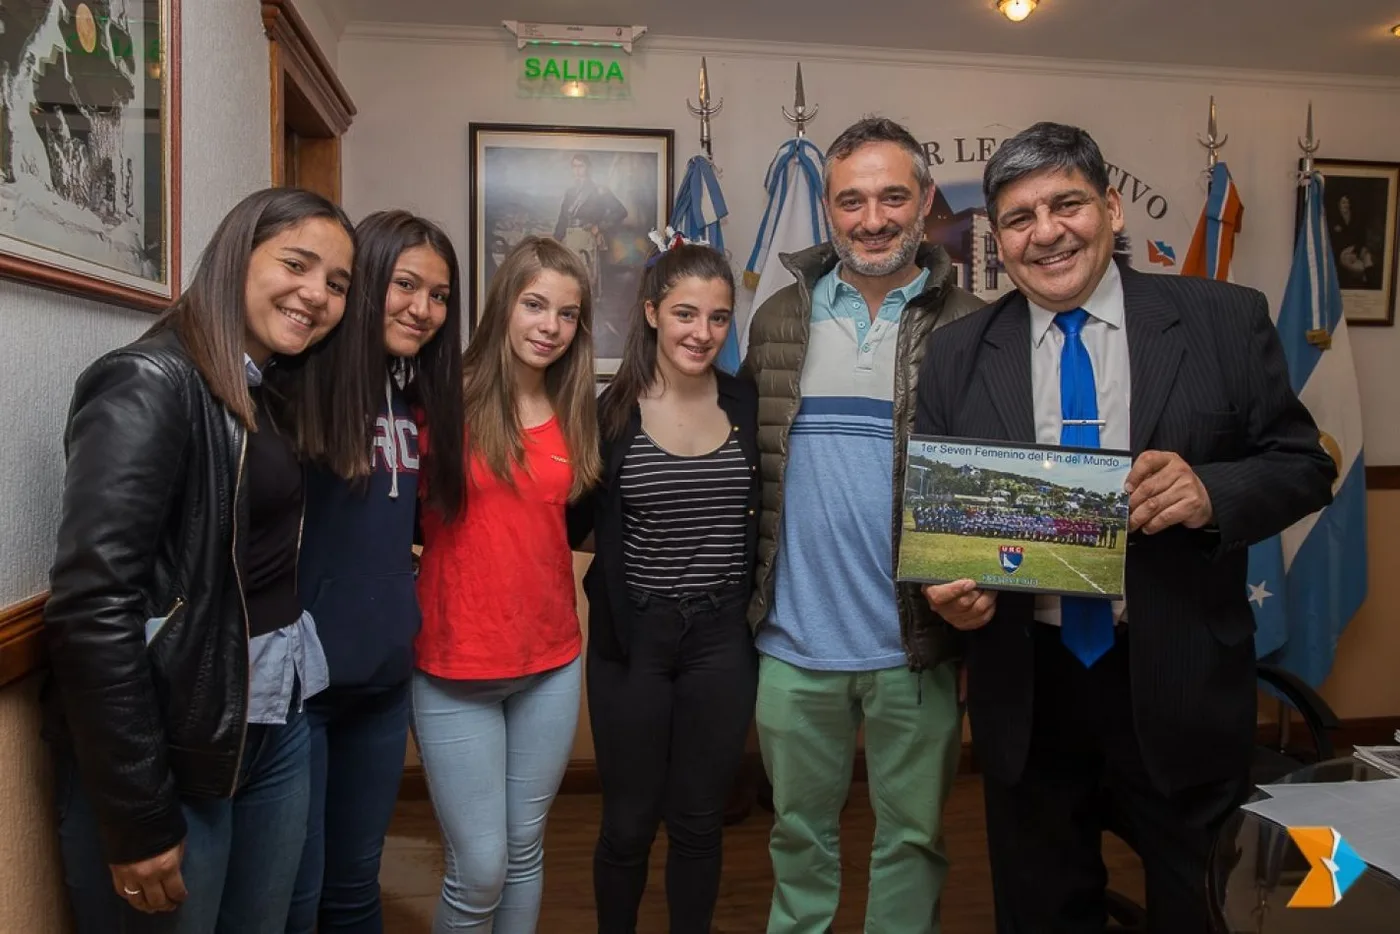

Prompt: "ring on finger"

[122,886,141,897]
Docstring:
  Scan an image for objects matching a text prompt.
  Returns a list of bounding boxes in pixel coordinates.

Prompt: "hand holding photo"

[896,436,1130,598]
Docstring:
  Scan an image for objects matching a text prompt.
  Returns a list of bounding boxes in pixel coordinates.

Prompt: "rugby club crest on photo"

[998,545,1024,574]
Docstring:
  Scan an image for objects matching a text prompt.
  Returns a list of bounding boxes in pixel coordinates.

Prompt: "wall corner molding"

[0,594,47,689]
[262,0,357,136]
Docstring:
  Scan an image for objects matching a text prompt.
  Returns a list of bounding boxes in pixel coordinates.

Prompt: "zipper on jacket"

[764,269,816,617]
[294,464,307,586]
[227,428,251,797]
[891,295,948,670]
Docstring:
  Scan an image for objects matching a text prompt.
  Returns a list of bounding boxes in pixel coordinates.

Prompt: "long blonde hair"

[462,236,601,501]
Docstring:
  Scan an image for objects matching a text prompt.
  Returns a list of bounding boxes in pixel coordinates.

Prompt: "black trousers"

[983,624,1249,934]
[588,584,758,934]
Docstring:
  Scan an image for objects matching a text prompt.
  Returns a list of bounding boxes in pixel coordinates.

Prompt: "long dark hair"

[277,210,467,519]
[599,243,735,440]
[462,236,601,502]
[145,187,354,431]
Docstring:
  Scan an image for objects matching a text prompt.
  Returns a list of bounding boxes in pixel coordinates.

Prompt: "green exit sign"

[523,56,625,83]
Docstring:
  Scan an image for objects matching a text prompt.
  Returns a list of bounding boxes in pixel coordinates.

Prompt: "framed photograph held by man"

[896,435,1130,598]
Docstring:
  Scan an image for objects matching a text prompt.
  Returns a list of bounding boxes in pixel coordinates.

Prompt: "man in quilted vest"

[740,117,984,934]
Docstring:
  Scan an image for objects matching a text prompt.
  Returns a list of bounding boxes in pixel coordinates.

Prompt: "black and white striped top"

[619,429,750,594]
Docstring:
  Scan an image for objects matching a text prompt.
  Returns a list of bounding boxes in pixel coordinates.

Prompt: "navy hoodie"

[299,376,421,689]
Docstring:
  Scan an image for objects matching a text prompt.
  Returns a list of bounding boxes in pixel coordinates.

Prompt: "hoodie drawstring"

[385,371,400,499]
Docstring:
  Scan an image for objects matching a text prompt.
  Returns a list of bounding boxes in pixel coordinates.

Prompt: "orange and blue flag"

[1182,162,1244,280]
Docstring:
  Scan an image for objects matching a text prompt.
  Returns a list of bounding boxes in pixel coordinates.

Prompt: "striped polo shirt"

[756,264,930,671]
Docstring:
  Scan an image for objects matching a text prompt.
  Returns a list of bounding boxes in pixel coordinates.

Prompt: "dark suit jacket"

[915,263,1337,794]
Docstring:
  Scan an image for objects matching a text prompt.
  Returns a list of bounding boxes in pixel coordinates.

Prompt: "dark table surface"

[1210,757,1400,933]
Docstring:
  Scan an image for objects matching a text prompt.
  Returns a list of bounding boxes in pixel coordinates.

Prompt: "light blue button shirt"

[242,354,329,724]
[813,266,930,371]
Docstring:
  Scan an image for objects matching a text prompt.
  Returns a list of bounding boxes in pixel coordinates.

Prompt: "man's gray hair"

[983,121,1131,257]
[823,116,931,196]
[982,122,1111,223]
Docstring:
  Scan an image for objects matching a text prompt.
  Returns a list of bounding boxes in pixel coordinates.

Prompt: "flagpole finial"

[782,62,819,138]
[686,57,723,160]
[1299,101,1320,179]
[1196,95,1227,175]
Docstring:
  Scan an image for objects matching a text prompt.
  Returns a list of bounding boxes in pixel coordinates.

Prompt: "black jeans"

[588,583,758,934]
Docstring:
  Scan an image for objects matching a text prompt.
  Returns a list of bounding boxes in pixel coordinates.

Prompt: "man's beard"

[833,221,923,277]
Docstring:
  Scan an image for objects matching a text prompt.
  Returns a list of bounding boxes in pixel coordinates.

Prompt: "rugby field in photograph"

[897,521,1126,597]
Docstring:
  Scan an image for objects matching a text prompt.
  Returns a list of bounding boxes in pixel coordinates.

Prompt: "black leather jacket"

[44,327,253,864]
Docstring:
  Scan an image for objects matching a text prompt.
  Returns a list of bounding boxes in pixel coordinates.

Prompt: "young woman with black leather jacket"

[43,186,355,934]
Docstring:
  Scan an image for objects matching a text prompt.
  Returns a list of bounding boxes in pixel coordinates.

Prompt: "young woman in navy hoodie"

[282,211,465,933]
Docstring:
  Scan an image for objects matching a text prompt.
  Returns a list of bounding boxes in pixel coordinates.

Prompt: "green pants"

[755,654,962,934]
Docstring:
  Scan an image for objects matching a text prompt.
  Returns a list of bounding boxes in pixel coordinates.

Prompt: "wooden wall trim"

[1367,465,1400,490]
[0,593,47,689]
[261,0,356,136]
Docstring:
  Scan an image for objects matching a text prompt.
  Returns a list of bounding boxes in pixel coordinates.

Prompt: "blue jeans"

[55,712,312,934]
[286,683,411,933]
[411,657,581,933]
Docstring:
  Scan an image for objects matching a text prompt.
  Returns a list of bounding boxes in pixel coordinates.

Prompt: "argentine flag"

[1248,170,1367,687]
[670,155,734,370]
[740,138,829,361]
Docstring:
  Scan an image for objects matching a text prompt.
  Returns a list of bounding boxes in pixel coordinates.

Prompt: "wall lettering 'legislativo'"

[919,135,1171,222]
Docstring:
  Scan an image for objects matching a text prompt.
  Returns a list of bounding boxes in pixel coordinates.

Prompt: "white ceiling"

[330,0,1400,78]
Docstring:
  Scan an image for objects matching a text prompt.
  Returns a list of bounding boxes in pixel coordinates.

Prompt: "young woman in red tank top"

[412,236,601,932]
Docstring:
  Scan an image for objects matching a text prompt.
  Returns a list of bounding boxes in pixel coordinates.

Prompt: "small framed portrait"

[0,0,182,310]
[468,123,675,379]
[1314,159,1399,327]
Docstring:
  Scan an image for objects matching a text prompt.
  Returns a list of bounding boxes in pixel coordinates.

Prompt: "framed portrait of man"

[468,123,674,378]
[0,0,181,311]
[1314,158,1398,327]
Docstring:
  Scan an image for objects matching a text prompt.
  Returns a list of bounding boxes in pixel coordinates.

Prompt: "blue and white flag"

[740,137,829,361]
[1248,171,1367,687]
[671,155,736,372]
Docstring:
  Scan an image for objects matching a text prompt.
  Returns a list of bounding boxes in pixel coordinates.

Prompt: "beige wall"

[1318,490,1400,719]
[0,676,68,934]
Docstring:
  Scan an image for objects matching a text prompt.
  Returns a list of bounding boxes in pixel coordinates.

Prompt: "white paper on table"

[1240,779,1400,882]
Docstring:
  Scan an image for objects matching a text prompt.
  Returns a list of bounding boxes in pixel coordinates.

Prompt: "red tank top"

[415,417,580,680]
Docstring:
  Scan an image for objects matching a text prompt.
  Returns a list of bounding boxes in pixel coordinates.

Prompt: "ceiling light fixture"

[998,0,1039,22]
[502,21,648,53]
[1392,23,1400,37]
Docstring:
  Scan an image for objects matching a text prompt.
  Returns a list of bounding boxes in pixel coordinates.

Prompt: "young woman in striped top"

[569,241,761,933]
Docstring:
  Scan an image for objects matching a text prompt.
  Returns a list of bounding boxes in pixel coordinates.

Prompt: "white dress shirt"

[1028,260,1131,626]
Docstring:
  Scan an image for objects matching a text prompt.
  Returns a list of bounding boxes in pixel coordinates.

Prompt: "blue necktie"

[1055,309,1115,667]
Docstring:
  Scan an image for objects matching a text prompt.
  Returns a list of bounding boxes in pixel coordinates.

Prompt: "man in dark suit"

[914,123,1337,933]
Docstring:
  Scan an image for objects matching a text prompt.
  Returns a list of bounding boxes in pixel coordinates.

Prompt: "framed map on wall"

[0,0,181,311]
